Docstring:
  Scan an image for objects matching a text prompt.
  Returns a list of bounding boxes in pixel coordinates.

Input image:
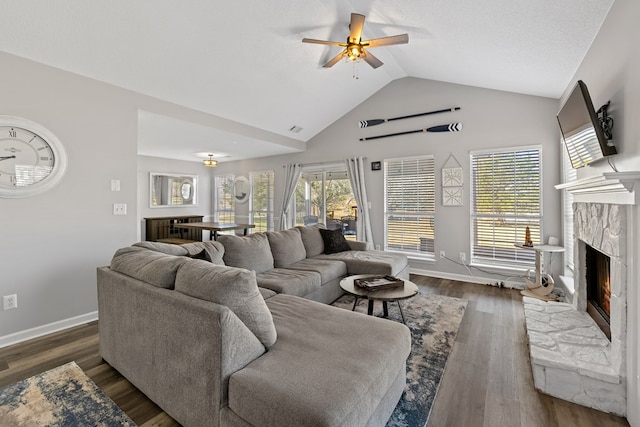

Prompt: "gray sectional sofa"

[97,224,411,426]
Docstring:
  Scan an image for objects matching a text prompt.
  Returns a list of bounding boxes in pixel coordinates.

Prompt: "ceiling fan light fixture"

[203,154,218,167]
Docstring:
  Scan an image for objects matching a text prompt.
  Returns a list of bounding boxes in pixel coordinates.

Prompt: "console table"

[145,215,204,243]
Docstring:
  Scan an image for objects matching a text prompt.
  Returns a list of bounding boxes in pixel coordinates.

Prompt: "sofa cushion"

[319,228,351,254]
[266,228,306,267]
[314,250,409,278]
[110,246,190,289]
[256,269,321,297]
[284,258,347,284]
[228,294,411,427]
[218,233,274,274]
[174,260,277,348]
[133,241,189,256]
[296,224,325,257]
[181,241,225,265]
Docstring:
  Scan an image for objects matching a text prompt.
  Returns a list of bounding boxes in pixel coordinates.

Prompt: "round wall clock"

[0,116,67,198]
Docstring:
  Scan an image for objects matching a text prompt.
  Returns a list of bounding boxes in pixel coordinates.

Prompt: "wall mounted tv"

[557,80,616,169]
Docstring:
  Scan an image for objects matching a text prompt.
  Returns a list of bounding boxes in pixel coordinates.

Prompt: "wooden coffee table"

[339,274,419,324]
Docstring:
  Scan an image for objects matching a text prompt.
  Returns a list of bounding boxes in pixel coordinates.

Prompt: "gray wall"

[212,77,562,283]
[562,2,640,424]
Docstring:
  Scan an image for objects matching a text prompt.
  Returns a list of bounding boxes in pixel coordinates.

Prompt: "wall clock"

[0,116,67,198]
[233,176,250,204]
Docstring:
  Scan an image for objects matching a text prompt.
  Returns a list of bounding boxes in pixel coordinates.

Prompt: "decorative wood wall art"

[358,106,460,128]
[359,123,463,141]
[441,153,463,206]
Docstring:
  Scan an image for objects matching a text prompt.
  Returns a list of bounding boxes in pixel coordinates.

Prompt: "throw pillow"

[319,228,351,254]
[175,260,277,348]
[266,228,306,267]
[181,241,225,265]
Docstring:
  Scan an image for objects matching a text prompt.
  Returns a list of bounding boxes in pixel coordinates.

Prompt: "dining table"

[173,222,255,241]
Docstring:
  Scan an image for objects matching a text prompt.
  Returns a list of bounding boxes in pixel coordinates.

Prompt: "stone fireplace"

[522,172,640,416]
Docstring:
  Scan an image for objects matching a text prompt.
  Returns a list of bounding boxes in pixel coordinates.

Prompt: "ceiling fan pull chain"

[353,62,359,80]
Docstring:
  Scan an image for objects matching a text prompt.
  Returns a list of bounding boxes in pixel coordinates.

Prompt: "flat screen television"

[557,80,616,169]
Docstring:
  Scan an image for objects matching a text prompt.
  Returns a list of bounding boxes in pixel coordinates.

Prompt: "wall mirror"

[149,172,198,207]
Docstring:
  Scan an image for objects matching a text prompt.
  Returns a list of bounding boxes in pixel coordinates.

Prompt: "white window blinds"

[470,147,542,266]
[562,144,577,273]
[251,170,275,232]
[214,174,235,223]
[384,155,435,256]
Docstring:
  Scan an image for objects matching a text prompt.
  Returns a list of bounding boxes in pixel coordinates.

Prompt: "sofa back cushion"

[296,224,325,258]
[133,241,189,256]
[218,233,274,273]
[181,241,225,265]
[175,260,277,348]
[266,228,306,267]
[110,246,190,289]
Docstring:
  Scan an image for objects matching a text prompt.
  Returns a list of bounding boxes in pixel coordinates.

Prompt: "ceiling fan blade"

[302,38,344,47]
[362,50,383,69]
[323,50,346,68]
[349,13,365,42]
[363,34,409,48]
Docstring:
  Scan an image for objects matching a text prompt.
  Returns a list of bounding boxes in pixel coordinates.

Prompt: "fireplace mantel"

[555,171,640,205]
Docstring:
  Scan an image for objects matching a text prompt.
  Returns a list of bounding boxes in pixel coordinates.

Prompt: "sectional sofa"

[97,224,411,426]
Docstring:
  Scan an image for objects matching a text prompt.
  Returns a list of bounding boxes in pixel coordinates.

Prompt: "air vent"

[289,125,303,133]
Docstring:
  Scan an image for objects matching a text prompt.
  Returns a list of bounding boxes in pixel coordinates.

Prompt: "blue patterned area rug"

[0,361,135,426]
[332,292,467,427]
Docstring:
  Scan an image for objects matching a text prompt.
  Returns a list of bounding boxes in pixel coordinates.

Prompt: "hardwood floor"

[0,275,629,426]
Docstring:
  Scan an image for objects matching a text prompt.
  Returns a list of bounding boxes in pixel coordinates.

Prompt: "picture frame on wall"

[371,161,381,171]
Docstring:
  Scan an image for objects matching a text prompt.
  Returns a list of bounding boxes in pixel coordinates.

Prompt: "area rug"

[332,292,467,427]
[0,361,135,426]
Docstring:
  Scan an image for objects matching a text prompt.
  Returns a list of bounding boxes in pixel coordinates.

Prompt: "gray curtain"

[279,163,302,230]
[346,157,374,249]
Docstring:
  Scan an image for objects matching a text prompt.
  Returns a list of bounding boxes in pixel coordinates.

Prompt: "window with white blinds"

[470,147,542,267]
[214,174,235,223]
[384,155,435,257]
[251,170,275,232]
[561,143,577,273]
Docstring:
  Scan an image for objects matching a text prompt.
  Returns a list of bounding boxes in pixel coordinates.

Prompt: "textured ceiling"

[0,0,614,162]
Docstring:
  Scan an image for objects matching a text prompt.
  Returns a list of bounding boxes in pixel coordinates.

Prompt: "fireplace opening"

[585,244,611,340]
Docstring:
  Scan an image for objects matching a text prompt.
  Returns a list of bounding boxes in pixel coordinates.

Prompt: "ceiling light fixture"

[203,154,218,167]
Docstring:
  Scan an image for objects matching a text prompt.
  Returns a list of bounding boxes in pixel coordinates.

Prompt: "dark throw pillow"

[319,228,351,254]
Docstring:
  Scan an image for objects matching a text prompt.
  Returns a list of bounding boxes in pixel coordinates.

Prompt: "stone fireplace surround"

[521,172,640,416]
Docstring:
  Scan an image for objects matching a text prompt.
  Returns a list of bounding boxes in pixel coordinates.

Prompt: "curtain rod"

[283,157,368,168]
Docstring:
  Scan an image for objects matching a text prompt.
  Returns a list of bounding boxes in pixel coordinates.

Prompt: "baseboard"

[0,311,99,349]
[409,268,525,289]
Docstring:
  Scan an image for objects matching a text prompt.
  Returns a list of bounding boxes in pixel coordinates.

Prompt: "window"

[250,170,275,232]
[214,174,235,223]
[384,155,435,257]
[470,146,542,267]
[561,143,577,274]
[294,166,357,237]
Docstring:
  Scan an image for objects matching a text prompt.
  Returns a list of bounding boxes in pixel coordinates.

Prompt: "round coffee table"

[339,274,419,323]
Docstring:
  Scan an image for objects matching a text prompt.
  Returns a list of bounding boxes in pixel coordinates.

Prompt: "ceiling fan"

[302,13,409,69]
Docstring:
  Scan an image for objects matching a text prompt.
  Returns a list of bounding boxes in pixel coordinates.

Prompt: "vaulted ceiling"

[0,1,614,162]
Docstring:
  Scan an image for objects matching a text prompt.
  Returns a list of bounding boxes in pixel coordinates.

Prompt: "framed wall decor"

[441,153,463,206]
[443,187,463,206]
[149,172,198,207]
[371,161,381,171]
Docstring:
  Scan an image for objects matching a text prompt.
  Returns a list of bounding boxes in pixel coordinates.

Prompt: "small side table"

[515,243,564,301]
[339,275,418,323]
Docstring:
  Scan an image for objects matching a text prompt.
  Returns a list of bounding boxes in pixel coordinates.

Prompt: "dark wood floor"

[0,275,629,427]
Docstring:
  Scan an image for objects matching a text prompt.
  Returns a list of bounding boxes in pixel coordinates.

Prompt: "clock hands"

[0,155,16,161]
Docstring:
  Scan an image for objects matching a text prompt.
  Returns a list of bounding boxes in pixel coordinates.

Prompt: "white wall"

[0,52,138,340]
[561,1,640,424]
[213,77,561,283]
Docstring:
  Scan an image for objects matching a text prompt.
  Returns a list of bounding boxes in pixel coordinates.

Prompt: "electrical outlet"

[3,294,17,310]
[113,203,127,215]
[459,252,466,263]
[440,250,446,258]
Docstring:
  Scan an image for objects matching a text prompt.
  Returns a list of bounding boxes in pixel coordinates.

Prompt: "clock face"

[0,116,66,198]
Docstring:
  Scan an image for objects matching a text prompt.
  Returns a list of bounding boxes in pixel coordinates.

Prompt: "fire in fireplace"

[585,244,611,340]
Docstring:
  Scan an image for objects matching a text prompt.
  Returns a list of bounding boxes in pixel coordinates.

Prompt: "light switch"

[111,179,121,191]
[113,203,127,215]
